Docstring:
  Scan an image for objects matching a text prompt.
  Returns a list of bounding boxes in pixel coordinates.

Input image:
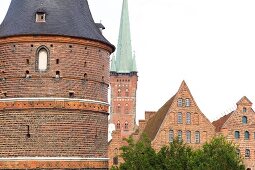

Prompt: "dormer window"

[36,12,46,22]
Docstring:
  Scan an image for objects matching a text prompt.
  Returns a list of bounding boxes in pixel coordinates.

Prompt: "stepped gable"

[0,0,114,50]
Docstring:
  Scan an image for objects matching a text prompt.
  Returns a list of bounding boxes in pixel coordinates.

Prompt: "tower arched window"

[125,89,129,97]
[245,149,250,158]
[117,104,121,112]
[116,121,120,129]
[117,89,121,97]
[37,47,49,72]
[124,121,128,130]
[242,116,248,124]
[235,131,240,139]
[243,107,247,112]
[125,103,129,114]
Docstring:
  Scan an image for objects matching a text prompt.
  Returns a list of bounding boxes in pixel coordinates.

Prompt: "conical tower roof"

[0,0,114,50]
[111,0,137,73]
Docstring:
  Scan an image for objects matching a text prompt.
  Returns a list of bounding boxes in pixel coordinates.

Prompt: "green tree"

[192,136,245,170]
[157,139,193,170]
[118,134,159,170]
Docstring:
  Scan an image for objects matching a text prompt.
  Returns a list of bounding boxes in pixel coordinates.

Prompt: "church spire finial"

[111,0,137,73]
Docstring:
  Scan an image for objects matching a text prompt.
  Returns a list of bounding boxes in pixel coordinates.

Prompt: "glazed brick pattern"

[0,36,110,102]
[0,108,108,158]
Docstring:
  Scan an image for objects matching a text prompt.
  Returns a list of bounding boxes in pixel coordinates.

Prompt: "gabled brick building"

[0,0,114,169]
[135,81,215,151]
[213,96,255,170]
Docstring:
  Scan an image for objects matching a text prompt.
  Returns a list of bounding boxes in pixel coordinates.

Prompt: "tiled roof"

[212,112,233,132]
[0,0,114,50]
[142,94,176,141]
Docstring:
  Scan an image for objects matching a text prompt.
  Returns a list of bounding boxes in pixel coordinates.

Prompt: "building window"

[116,121,120,129]
[195,131,200,143]
[125,104,129,114]
[235,131,240,139]
[125,89,129,97]
[177,98,182,107]
[186,112,191,124]
[185,98,190,107]
[117,89,121,97]
[178,130,182,142]
[243,107,247,112]
[124,121,128,130]
[186,131,191,143]
[245,131,250,140]
[242,116,248,124]
[117,104,121,112]
[36,12,46,22]
[69,91,74,98]
[236,149,240,157]
[245,149,250,158]
[113,156,118,165]
[55,71,60,78]
[169,130,174,143]
[37,47,48,71]
[177,112,182,124]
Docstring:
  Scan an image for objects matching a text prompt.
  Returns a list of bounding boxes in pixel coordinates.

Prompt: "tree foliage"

[112,135,245,170]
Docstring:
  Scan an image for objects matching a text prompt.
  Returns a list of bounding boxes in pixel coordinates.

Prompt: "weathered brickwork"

[213,96,255,169]
[109,73,138,137]
[142,81,215,151]
[0,36,111,102]
[0,35,112,169]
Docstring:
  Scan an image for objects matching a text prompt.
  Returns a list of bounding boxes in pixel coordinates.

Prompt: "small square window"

[36,12,46,22]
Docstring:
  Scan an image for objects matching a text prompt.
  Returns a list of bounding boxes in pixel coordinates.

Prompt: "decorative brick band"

[0,35,113,53]
[0,158,108,169]
[0,98,109,113]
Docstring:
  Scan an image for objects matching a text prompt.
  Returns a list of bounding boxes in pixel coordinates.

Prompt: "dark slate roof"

[0,0,114,50]
[142,94,176,141]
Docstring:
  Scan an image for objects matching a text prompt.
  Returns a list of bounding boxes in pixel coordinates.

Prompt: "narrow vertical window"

[169,130,174,143]
[245,131,250,140]
[195,131,200,143]
[245,149,250,158]
[177,98,182,107]
[236,149,240,157]
[186,112,191,124]
[235,131,240,139]
[38,48,48,71]
[242,116,248,124]
[178,130,182,142]
[116,121,120,129]
[117,104,121,112]
[117,89,121,97]
[186,131,191,143]
[124,121,128,130]
[125,104,129,114]
[125,89,129,97]
[177,112,182,124]
[185,98,190,107]
[243,107,247,112]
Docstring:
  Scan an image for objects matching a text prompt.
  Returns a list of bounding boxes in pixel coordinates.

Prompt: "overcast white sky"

[1,0,255,122]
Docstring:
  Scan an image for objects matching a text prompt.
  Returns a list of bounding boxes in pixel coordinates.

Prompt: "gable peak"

[236,96,253,107]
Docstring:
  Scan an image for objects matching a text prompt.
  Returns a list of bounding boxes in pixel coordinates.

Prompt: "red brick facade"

[213,96,255,169]
[0,35,113,169]
[108,73,138,168]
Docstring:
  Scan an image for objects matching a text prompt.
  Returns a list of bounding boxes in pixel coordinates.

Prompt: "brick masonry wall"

[0,36,111,102]
[151,82,215,151]
[217,99,255,169]
[109,73,138,137]
[0,108,108,158]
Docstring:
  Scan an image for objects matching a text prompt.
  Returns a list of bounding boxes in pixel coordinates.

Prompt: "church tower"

[0,0,114,169]
[110,0,138,138]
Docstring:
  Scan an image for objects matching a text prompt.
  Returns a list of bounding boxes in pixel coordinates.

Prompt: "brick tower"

[109,0,138,139]
[0,0,114,169]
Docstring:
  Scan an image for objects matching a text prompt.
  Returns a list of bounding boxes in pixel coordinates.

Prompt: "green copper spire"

[111,0,137,73]
[111,54,117,72]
